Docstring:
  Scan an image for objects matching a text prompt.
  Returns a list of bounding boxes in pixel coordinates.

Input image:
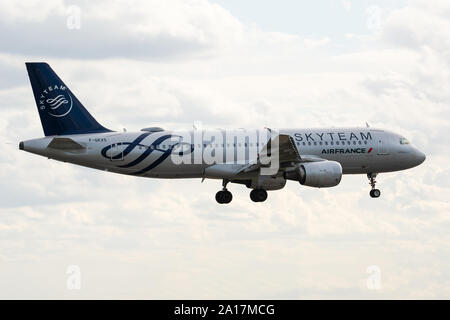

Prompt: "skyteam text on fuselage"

[20,63,426,203]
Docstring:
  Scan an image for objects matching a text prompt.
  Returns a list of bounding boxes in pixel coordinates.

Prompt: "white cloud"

[303,37,330,49]
[0,0,244,59]
[341,1,352,11]
[0,0,64,23]
[0,0,450,298]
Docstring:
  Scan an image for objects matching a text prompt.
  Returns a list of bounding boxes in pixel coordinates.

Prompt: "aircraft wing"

[240,134,324,174]
[258,133,301,164]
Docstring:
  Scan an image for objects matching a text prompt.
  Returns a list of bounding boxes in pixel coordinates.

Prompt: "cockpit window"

[400,137,410,145]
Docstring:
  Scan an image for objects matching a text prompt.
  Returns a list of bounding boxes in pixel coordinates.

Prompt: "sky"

[0,0,449,299]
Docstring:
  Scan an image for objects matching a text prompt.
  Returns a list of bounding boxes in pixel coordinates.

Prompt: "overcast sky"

[1,0,449,299]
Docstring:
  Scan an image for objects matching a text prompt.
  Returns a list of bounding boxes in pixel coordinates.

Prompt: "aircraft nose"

[415,149,426,165]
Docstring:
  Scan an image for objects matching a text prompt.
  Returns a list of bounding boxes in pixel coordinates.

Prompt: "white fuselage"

[21,127,426,181]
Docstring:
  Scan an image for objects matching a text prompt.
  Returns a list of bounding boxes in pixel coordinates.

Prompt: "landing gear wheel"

[215,190,232,204]
[250,189,268,202]
[250,190,258,202]
[370,189,381,198]
[215,180,233,204]
[367,173,381,198]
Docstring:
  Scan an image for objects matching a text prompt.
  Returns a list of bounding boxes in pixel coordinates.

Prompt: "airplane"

[19,63,426,204]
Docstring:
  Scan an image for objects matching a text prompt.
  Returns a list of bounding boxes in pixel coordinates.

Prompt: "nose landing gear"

[216,179,233,204]
[368,173,381,198]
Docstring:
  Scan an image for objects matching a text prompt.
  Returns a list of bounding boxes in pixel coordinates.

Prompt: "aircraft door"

[377,138,389,155]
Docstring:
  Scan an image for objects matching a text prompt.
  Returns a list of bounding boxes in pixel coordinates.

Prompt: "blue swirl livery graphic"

[47,95,68,109]
[38,85,73,118]
[101,133,194,175]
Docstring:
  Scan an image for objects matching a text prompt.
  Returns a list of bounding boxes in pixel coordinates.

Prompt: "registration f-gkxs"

[20,63,426,203]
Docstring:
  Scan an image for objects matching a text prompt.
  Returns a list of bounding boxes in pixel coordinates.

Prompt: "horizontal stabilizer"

[47,137,85,150]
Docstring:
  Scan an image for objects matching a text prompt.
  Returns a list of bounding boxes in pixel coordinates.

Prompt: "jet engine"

[285,161,342,188]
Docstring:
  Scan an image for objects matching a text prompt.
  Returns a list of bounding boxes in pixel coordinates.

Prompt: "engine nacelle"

[285,161,342,188]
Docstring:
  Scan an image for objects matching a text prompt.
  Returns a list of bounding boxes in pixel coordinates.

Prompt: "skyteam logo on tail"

[39,85,73,117]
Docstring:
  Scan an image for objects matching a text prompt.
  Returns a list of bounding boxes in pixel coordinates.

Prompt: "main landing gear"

[250,189,268,202]
[215,180,269,203]
[367,173,381,198]
[216,179,233,204]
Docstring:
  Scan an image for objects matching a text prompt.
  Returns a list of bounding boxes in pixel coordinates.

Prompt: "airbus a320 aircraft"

[20,63,426,203]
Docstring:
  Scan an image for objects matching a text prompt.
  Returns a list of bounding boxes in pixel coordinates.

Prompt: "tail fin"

[26,62,111,136]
